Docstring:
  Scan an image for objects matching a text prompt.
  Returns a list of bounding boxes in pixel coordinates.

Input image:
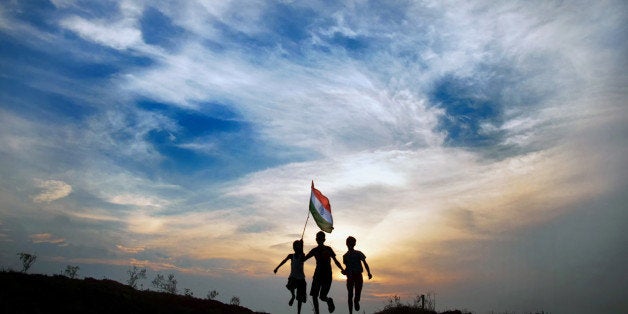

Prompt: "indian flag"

[309,181,333,233]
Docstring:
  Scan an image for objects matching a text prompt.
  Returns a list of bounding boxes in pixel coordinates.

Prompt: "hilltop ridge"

[0,271,268,314]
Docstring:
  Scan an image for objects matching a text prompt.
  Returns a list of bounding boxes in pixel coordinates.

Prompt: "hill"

[373,305,469,314]
[0,271,269,314]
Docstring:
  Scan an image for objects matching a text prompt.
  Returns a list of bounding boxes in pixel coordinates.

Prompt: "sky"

[0,1,626,313]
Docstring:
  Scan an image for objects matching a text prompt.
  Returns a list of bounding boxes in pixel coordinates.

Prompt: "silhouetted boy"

[304,231,344,314]
[342,236,372,313]
[274,239,307,314]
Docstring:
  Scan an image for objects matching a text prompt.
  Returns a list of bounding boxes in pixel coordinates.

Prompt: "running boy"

[342,236,372,313]
[274,239,307,314]
[304,231,345,314]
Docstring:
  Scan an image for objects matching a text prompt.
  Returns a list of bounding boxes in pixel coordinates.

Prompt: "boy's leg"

[325,297,335,313]
[319,273,335,313]
[297,279,307,304]
[287,278,296,305]
[318,272,332,301]
[353,274,364,311]
[313,298,319,314]
[311,276,321,314]
[346,274,355,313]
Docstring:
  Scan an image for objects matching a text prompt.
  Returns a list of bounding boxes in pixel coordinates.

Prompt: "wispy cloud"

[32,179,72,203]
[108,194,170,208]
[30,233,67,246]
[58,1,143,50]
[116,244,145,254]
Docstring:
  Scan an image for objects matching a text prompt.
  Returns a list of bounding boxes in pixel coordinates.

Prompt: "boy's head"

[315,231,326,244]
[293,239,303,252]
[346,236,356,249]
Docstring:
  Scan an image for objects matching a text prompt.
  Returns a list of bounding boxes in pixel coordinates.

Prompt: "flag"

[309,181,333,233]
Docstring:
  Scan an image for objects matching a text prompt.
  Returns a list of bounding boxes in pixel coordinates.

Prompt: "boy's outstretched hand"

[368,273,373,279]
[273,268,278,274]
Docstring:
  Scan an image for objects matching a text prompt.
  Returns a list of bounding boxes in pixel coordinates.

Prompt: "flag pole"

[300,180,314,240]
[300,210,310,240]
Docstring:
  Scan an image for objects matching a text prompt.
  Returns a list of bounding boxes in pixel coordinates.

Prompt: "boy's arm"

[303,249,314,261]
[273,254,291,273]
[340,254,347,275]
[362,259,373,279]
[332,255,344,272]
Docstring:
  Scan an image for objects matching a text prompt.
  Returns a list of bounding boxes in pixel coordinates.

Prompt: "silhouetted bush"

[63,265,80,279]
[376,293,439,314]
[207,289,219,300]
[127,265,147,289]
[17,252,36,273]
[152,273,178,294]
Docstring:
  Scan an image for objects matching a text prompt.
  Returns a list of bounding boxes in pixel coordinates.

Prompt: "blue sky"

[1,1,627,313]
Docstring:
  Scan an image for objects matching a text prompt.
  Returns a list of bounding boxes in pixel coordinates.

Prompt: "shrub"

[377,293,438,314]
[414,292,436,311]
[384,295,403,309]
[17,253,36,273]
[127,266,147,289]
[230,296,240,306]
[151,273,178,294]
[207,289,219,300]
[63,265,80,279]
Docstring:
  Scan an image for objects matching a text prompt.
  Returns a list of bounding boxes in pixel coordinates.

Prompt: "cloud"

[30,233,66,246]
[108,194,170,208]
[58,1,144,50]
[32,179,72,203]
[116,244,145,254]
[60,15,141,50]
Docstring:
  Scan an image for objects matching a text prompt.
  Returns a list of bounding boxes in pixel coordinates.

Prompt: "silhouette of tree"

[423,292,436,311]
[17,253,36,273]
[378,293,442,314]
[64,265,80,279]
[384,295,402,309]
[206,289,219,300]
[152,273,178,294]
[127,266,147,289]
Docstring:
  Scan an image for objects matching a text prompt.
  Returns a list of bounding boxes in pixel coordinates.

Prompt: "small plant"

[63,265,80,279]
[424,292,436,311]
[17,253,37,273]
[151,273,178,294]
[376,291,444,314]
[184,288,193,297]
[152,274,164,290]
[414,294,425,309]
[127,266,147,289]
[384,294,402,309]
[230,296,240,306]
[412,292,436,311]
[206,289,219,300]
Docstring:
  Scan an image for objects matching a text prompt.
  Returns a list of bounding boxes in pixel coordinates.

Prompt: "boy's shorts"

[310,272,332,299]
[287,277,307,303]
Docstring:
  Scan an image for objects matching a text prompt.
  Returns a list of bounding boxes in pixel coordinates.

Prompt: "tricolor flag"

[309,181,333,233]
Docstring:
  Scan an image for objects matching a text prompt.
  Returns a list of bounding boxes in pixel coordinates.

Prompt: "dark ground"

[0,271,478,314]
[0,271,268,314]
